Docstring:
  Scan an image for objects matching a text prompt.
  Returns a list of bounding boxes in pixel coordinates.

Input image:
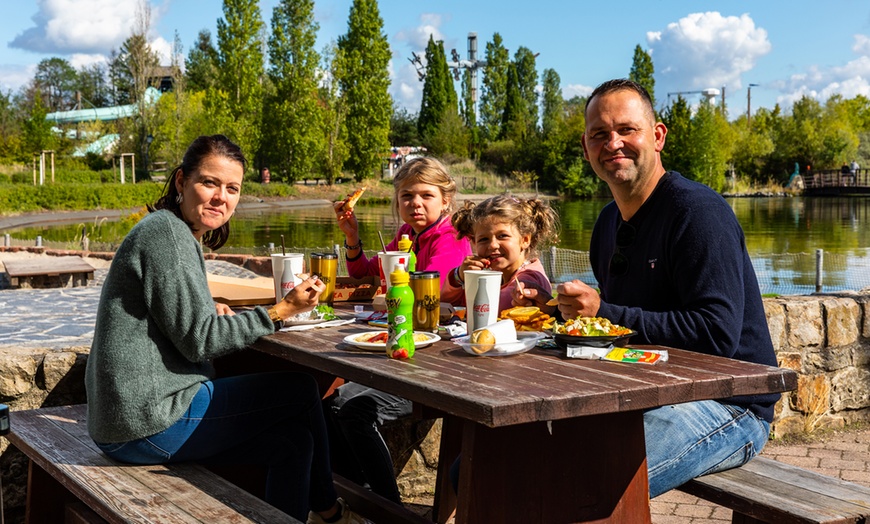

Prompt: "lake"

[6,196,870,295]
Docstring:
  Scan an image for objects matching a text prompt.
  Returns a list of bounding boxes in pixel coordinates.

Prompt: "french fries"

[498,306,555,332]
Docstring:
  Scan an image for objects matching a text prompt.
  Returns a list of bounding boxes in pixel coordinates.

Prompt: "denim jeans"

[326,381,413,504]
[645,400,770,498]
[94,372,338,521]
[448,400,770,499]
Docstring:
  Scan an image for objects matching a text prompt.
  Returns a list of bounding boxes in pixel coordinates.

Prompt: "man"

[555,79,780,499]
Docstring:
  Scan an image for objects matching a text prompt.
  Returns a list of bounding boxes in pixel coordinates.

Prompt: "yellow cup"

[410,271,440,332]
[309,252,338,305]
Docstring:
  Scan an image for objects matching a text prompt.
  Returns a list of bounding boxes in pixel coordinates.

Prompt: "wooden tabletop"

[253,321,797,427]
[3,256,95,278]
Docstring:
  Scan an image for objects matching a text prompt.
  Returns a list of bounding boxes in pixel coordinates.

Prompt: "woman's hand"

[215,302,235,316]
[273,276,325,319]
[333,200,360,242]
[555,280,601,319]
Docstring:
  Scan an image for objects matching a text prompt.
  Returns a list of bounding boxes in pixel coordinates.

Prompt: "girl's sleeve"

[346,235,400,278]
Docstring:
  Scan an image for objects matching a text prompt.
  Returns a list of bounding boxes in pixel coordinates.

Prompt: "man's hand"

[555,280,601,319]
[511,280,557,315]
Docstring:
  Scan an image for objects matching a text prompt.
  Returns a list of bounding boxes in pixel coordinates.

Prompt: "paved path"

[2,252,870,522]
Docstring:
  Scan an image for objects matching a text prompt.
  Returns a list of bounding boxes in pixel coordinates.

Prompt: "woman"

[329,157,471,504]
[85,135,369,524]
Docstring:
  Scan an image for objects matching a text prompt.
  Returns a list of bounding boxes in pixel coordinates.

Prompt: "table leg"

[432,415,462,523]
[454,411,650,524]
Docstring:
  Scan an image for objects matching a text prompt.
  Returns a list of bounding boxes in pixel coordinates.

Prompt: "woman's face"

[175,154,243,239]
[397,182,448,233]
[472,219,531,276]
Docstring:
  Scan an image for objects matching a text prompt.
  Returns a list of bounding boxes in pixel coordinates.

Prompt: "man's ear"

[654,122,668,153]
[581,133,590,161]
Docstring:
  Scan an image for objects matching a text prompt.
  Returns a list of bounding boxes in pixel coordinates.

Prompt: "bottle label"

[385,296,403,310]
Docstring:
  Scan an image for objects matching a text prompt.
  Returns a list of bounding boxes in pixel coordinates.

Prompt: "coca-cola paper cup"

[271,253,304,303]
[464,270,502,333]
[377,251,409,292]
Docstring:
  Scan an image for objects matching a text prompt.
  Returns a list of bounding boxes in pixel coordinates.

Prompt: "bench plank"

[8,405,298,523]
[3,257,95,278]
[679,457,870,524]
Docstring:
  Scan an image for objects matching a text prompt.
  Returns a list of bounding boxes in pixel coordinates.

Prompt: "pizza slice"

[342,186,368,212]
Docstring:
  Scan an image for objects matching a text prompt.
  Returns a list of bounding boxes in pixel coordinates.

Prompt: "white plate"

[283,315,341,326]
[343,331,441,351]
[453,331,549,357]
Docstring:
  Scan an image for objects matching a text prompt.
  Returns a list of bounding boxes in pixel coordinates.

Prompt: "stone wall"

[3,246,870,511]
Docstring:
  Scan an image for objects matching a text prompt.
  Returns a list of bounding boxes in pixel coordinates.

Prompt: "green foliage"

[215,0,265,170]
[261,0,325,182]
[629,45,656,107]
[541,69,564,139]
[35,57,78,111]
[479,33,509,142]
[426,111,469,160]
[418,36,458,143]
[660,95,692,176]
[319,44,349,185]
[21,91,56,156]
[500,63,524,141]
[478,139,517,175]
[0,183,164,213]
[185,30,220,92]
[337,0,391,181]
[389,105,420,146]
[559,158,600,197]
[512,47,539,131]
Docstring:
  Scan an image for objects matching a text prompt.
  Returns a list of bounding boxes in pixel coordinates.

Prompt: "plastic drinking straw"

[378,231,387,253]
[280,235,286,255]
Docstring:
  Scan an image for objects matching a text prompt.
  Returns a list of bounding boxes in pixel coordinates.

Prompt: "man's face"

[581,89,666,189]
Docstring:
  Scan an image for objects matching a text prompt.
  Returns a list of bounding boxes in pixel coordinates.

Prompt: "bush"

[0,182,164,213]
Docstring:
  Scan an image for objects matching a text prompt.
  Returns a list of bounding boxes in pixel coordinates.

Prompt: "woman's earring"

[175,193,183,204]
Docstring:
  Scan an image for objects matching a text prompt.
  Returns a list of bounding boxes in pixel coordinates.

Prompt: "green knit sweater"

[86,210,274,443]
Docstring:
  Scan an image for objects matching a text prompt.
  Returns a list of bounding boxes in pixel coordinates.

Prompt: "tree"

[390,104,420,146]
[690,99,730,191]
[418,35,457,146]
[185,30,219,92]
[34,57,78,111]
[540,68,563,139]
[261,0,324,182]
[0,90,22,161]
[629,45,656,107]
[76,62,111,108]
[660,95,692,177]
[21,90,56,156]
[500,63,524,141]
[212,0,265,173]
[513,46,538,131]
[478,33,509,142]
[319,43,349,185]
[337,0,391,181]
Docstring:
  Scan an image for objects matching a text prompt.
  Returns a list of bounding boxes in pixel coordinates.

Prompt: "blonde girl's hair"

[451,195,560,257]
[392,157,458,218]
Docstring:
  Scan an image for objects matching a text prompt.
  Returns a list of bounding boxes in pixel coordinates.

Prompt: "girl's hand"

[511,280,557,315]
[275,276,325,318]
[333,200,360,240]
[459,255,491,275]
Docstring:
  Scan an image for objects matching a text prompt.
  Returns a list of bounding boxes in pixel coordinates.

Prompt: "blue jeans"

[645,400,770,498]
[448,400,770,499]
[326,382,413,504]
[94,372,338,521]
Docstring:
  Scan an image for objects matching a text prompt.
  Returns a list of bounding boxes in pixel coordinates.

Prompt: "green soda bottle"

[386,264,415,359]
[397,234,417,272]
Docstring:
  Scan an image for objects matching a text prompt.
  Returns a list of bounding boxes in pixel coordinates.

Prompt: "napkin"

[566,344,612,359]
[280,319,356,332]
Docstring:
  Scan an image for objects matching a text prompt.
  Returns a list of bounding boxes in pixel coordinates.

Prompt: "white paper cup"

[377,251,409,292]
[464,270,502,333]
[271,253,304,302]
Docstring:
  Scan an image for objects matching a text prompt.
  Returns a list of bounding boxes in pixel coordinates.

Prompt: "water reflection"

[6,196,870,294]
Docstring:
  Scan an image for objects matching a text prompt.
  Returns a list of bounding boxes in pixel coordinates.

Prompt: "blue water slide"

[45,87,161,124]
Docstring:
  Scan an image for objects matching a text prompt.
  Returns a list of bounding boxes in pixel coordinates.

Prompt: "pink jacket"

[440,258,552,312]
[346,215,472,291]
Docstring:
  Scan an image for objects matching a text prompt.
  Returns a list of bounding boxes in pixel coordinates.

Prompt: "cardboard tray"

[333,275,380,302]
[208,274,275,306]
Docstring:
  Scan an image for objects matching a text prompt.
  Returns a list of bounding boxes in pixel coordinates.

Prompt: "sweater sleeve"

[346,235,400,278]
[141,216,274,363]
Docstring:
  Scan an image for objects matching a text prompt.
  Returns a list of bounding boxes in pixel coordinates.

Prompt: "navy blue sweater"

[592,172,779,422]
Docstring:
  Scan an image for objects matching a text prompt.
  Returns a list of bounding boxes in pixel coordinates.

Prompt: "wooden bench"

[7,404,301,523]
[677,456,870,523]
[3,256,94,288]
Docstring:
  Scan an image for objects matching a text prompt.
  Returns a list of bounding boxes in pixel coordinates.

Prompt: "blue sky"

[3,0,870,119]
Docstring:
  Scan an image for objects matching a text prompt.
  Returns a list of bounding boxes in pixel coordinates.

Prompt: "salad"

[287,304,338,322]
[553,316,633,337]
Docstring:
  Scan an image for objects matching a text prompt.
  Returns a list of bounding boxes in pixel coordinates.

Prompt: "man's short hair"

[585,79,656,122]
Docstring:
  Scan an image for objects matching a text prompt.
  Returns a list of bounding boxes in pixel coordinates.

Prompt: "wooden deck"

[800,168,870,195]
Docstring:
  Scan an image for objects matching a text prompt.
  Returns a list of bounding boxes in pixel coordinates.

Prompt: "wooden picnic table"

[250,308,797,523]
[2,255,94,288]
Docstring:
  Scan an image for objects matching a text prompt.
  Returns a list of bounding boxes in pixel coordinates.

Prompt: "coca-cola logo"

[473,304,490,313]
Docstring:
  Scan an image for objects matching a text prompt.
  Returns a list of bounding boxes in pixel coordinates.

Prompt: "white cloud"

[853,34,870,56]
[11,0,142,55]
[390,14,452,112]
[774,54,870,108]
[0,64,36,93]
[563,83,594,100]
[647,12,770,103]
